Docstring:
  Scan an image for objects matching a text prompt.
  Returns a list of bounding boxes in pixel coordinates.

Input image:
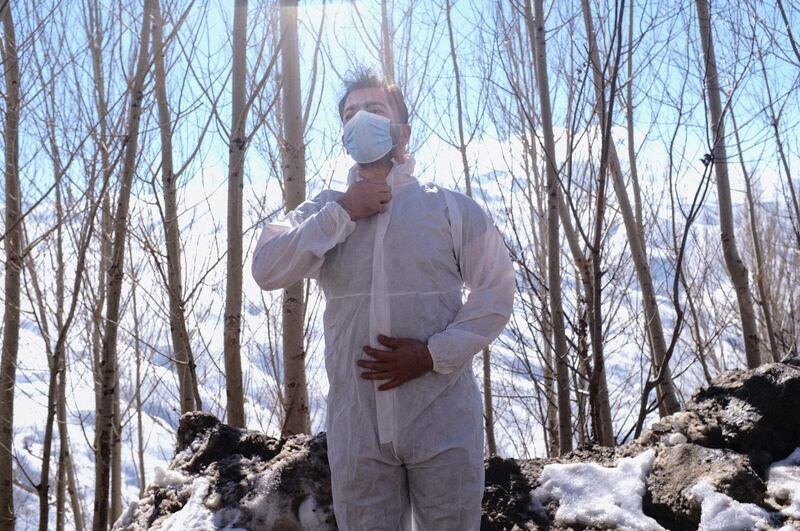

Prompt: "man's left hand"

[358,335,434,390]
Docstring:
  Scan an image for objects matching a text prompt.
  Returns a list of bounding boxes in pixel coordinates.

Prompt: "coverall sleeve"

[251,192,356,290]
[426,194,516,374]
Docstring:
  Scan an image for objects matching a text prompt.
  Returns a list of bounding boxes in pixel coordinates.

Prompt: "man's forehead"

[343,87,391,110]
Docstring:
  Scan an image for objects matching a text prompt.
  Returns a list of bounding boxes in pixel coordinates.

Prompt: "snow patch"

[767,447,800,519]
[158,477,246,531]
[298,496,329,529]
[531,449,664,530]
[691,480,772,530]
[152,466,192,489]
[667,432,687,446]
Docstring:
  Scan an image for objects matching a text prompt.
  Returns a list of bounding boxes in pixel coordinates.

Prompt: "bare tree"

[25,17,107,525]
[756,50,800,249]
[279,0,311,437]
[94,1,154,528]
[381,0,395,83]
[694,0,761,368]
[152,0,200,414]
[581,0,681,415]
[0,3,22,527]
[530,0,573,454]
[731,108,779,362]
[223,0,249,429]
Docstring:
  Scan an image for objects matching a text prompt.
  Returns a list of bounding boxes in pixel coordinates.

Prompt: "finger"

[356,359,386,370]
[377,335,402,348]
[378,378,404,391]
[361,371,393,380]
[363,346,391,360]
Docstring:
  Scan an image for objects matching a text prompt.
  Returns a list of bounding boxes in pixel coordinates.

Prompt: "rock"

[481,456,544,530]
[644,443,765,530]
[114,359,800,530]
[681,357,800,473]
[113,412,335,530]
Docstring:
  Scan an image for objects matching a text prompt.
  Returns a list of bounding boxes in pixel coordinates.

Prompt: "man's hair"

[337,67,409,124]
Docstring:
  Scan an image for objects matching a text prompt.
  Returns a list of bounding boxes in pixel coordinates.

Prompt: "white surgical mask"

[343,110,395,164]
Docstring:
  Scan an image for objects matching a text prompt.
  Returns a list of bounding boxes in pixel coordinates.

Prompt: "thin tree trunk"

[94,1,153,528]
[25,247,58,531]
[111,369,121,524]
[581,0,681,413]
[446,0,497,455]
[731,109,779,362]
[776,0,800,65]
[532,0,573,454]
[56,385,81,531]
[35,97,66,531]
[31,22,105,529]
[539,256,559,456]
[65,439,84,531]
[625,0,643,232]
[280,0,311,437]
[86,0,114,485]
[93,194,112,455]
[757,52,800,248]
[129,247,147,497]
[694,0,761,368]
[528,121,558,456]
[223,0,248,429]
[521,0,614,446]
[0,4,21,527]
[531,168,559,455]
[574,292,590,446]
[53,143,66,531]
[380,0,395,83]
[153,0,198,414]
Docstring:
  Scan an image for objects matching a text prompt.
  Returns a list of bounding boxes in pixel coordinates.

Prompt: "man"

[252,68,515,530]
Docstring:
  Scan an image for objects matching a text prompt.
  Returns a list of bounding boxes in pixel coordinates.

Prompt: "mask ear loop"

[388,123,403,146]
[389,123,411,164]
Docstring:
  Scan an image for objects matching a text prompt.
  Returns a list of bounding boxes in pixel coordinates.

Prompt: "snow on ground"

[768,447,800,519]
[157,478,245,531]
[690,480,774,530]
[528,448,800,531]
[530,449,664,530]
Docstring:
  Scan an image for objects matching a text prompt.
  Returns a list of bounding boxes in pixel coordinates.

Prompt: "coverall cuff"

[320,200,356,239]
[427,335,457,375]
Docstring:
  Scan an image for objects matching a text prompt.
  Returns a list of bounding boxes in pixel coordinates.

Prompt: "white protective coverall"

[252,156,515,530]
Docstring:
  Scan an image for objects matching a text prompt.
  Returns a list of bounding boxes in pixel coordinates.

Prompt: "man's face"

[342,87,410,164]
[341,87,399,125]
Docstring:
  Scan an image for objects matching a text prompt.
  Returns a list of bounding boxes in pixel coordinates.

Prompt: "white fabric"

[252,155,515,530]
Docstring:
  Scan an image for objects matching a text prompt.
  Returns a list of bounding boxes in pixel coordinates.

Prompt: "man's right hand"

[336,180,392,221]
